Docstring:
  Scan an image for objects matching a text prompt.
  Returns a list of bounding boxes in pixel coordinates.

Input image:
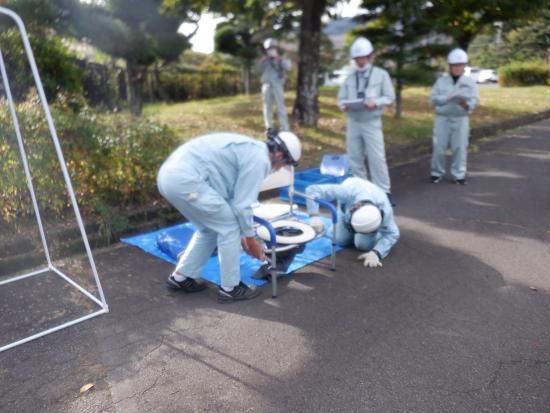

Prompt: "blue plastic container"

[279,167,351,205]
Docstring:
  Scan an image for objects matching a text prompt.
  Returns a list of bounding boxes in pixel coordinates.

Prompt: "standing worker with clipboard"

[337,37,396,206]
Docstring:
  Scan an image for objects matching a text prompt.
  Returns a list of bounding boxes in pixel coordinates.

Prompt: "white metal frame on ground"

[0,7,108,353]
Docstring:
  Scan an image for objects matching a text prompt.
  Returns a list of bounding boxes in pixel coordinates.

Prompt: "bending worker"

[306,176,399,268]
[337,36,396,205]
[259,38,291,132]
[429,48,479,185]
[157,131,301,303]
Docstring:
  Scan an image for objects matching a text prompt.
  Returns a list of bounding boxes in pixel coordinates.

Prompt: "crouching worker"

[157,131,301,302]
[305,177,399,267]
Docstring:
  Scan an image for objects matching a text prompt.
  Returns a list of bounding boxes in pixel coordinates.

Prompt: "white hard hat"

[448,48,468,64]
[277,131,302,166]
[350,203,382,233]
[263,38,278,49]
[350,37,374,58]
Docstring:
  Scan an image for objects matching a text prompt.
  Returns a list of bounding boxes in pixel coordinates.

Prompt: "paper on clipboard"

[446,92,471,103]
[340,98,365,111]
[446,84,473,103]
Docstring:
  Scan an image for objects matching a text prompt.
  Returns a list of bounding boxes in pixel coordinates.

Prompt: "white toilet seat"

[256,219,316,245]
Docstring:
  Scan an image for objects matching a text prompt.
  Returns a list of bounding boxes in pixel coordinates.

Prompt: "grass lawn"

[144,85,550,169]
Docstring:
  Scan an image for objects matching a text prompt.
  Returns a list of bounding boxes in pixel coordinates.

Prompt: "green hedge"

[159,70,247,101]
[0,95,178,225]
[498,60,550,87]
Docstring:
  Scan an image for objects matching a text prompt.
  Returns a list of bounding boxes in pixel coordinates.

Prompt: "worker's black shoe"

[430,175,441,183]
[166,275,207,293]
[218,282,261,303]
[453,178,467,185]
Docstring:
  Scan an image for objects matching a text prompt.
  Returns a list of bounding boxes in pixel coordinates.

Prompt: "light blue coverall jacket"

[430,73,480,179]
[305,177,400,259]
[157,133,271,288]
[337,65,395,193]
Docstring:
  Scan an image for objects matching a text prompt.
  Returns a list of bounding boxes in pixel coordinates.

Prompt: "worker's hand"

[364,100,377,110]
[309,216,325,234]
[458,99,469,110]
[358,251,382,268]
[244,237,266,261]
[241,237,250,253]
[340,104,349,112]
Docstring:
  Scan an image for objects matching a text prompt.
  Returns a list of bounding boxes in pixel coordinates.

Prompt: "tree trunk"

[125,63,146,117]
[395,83,402,119]
[395,61,403,119]
[457,33,474,51]
[243,62,251,95]
[292,0,327,127]
[153,64,169,101]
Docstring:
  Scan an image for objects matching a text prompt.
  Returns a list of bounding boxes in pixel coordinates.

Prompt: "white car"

[478,69,498,83]
[464,66,480,82]
[465,66,498,84]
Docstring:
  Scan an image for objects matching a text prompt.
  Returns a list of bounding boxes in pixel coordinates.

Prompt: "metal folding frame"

[253,166,338,298]
[0,7,108,353]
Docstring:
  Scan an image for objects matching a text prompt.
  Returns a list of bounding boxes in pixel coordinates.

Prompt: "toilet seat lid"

[256,220,316,245]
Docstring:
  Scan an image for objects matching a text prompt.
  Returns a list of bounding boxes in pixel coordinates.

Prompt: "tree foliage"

[70,1,188,65]
[426,0,550,49]
[0,27,83,101]
[4,0,200,115]
[469,9,550,68]
[65,0,194,116]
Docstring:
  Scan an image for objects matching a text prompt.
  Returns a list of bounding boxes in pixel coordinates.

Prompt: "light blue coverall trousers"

[157,133,271,288]
[430,73,480,180]
[337,65,395,193]
[259,57,291,131]
[306,177,400,258]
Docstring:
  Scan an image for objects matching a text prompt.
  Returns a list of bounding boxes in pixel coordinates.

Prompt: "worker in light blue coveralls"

[305,177,399,268]
[157,131,301,303]
[259,38,291,131]
[429,48,480,185]
[337,37,396,205]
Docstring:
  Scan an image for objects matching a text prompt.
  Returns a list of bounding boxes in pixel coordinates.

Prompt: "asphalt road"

[1,119,549,413]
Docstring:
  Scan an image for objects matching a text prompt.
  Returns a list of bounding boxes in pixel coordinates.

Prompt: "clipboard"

[340,98,365,111]
[447,84,473,102]
[446,93,470,103]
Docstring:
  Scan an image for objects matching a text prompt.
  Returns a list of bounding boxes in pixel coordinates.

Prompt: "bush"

[159,69,244,101]
[498,60,550,86]
[0,28,83,101]
[0,95,178,225]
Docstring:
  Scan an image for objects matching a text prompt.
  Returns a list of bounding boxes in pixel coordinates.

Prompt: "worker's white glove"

[309,216,325,234]
[358,251,382,268]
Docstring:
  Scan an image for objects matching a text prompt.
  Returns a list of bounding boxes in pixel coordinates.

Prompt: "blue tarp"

[121,214,342,286]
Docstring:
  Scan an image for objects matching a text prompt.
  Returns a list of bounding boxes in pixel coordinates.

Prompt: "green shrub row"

[498,60,550,86]
[158,70,254,101]
[0,95,178,225]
